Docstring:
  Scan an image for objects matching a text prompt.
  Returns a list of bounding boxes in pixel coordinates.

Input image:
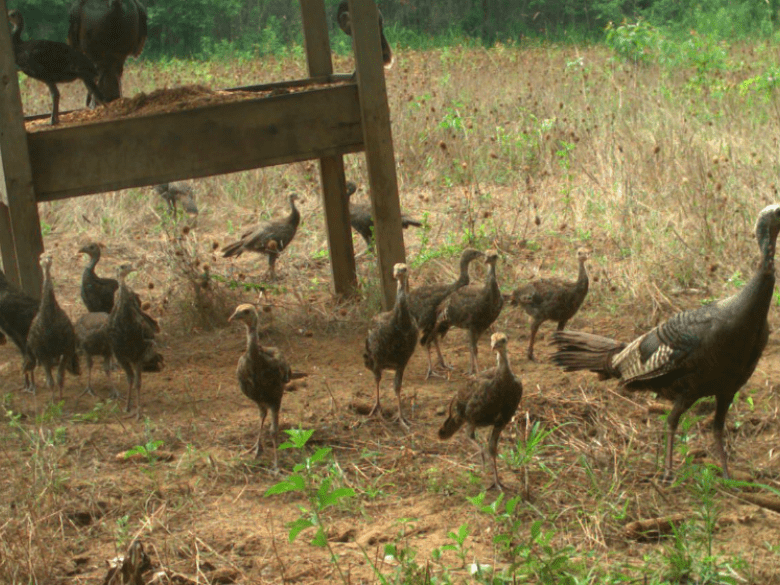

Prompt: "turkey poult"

[511,247,590,361]
[336,0,394,68]
[74,312,114,397]
[67,0,147,105]
[0,268,40,390]
[438,333,523,491]
[408,248,484,379]
[363,263,419,429]
[229,303,295,469]
[7,9,103,125]
[79,242,118,313]
[551,204,780,481]
[345,182,423,253]
[108,264,155,417]
[221,194,301,280]
[25,256,80,397]
[153,182,198,216]
[432,250,504,375]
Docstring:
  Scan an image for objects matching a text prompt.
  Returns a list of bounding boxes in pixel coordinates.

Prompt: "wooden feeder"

[0,0,406,309]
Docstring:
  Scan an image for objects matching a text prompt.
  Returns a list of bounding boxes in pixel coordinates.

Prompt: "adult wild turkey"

[221,194,301,280]
[511,247,590,361]
[432,250,504,375]
[79,242,118,313]
[345,182,423,252]
[551,204,780,481]
[439,333,523,491]
[229,303,297,469]
[67,0,147,105]
[7,9,103,125]
[408,248,484,379]
[108,264,155,416]
[363,263,419,429]
[0,268,40,390]
[336,0,394,68]
[154,182,199,216]
[25,256,80,397]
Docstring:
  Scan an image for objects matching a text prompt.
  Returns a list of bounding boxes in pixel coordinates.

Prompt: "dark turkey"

[408,248,484,379]
[67,0,147,105]
[511,247,590,361]
[439,333,523,491]
[79,242,118,313]
[433,250,504,375]
[25,256,80,398]
[229,303,294,469]
[345,181,423,252]
[7,9,103,125]
[153,182,198,216]
[551,204,780,481]
[363,263,419,429]
[108,264,154,417]
[221,193,301,280]
[0,268,40,390]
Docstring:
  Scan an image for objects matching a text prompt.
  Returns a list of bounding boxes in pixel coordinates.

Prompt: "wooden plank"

[302,0,357,299]
[27,84,365,201]
[348,0,405,309]
[0,0,43,296]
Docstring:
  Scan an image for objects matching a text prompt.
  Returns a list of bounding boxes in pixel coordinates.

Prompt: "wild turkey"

[336,0,394,68]
[108,264,154,416]
[345,181,423,252]
[153,182,198,216]
[229,303,295,469]
[7,9,103,125]
[0,268,40,390]
[79,242,118,313]
[438,333,523,491]
[551,204,780,481]
[67,0,147,105]
[432,250,504,375]
[363,263,419,429]
[221,193,301,280]
[74,312,113,396]
[25,256,80,397]
[408,248,484,379]
[511,247,590,361]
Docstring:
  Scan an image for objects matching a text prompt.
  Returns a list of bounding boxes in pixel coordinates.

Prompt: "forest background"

[9,0,780,59]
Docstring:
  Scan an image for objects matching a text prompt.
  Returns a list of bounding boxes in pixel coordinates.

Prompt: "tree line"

[9,0,780,59]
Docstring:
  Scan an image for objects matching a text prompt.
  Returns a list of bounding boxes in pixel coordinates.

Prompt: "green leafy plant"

[605,20,662,65]
[124,439,164,463]
[265,428,355,583]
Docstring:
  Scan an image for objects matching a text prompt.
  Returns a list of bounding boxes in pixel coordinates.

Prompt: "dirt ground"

[2,242,780,583]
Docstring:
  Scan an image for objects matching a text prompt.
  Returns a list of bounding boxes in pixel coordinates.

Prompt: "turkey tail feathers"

[550,331,625,375]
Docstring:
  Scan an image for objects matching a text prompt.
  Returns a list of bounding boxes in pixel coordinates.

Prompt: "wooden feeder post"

[301,0,357,299]
[0,0,44,296]
[347,0,406,309]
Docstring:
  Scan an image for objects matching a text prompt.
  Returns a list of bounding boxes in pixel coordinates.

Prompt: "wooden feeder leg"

[348,0,406,310]
[301,0,357,298]
[0,0,44,296]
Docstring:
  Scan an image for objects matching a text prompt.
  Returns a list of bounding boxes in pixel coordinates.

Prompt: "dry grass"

[2,42,780,583]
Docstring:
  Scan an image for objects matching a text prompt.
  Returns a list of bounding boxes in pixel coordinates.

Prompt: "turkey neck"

[243,314,262,355]
[452,254,474,290]
[575,257,589,294]
[85,253,100,273]
[727,218,778,326]
[485,260,499,301]
[9,20,22,50]
[495,346,512,380]
[395,276,414,328]
[288,197,300,228]
[39,264,55,317]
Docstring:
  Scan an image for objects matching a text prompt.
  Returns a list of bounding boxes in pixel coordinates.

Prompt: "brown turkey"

[438,333,523,491]
[511,247,590,361]
[153,182,198,216]
[8,9,103,125]
[363,263,419,429]
[0,268,40,390]
[25,256,80,397]
[229,303,297,469]
[551,204,780,481]
[432,250,503,375]
[345,181,423,253]
[68,0,147,105]
[221,193,301,280]
[336,0,394,68]
[407,248,484,379]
